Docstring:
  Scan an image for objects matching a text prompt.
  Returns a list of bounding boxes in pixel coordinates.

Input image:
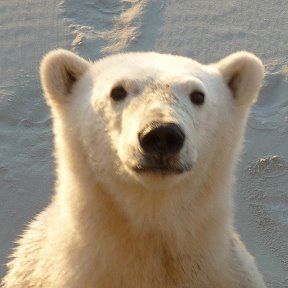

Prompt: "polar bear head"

[40,50,264,193]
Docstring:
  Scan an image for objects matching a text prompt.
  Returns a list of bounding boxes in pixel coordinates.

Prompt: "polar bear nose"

[138,122,185,156]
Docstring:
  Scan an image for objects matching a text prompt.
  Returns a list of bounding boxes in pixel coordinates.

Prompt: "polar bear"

[2,49,267,288]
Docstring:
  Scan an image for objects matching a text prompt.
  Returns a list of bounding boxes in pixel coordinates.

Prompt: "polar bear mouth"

[131,164,191,174]
[126,156,193,174]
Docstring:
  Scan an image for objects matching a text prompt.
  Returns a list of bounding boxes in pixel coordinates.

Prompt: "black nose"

[138,122,185,156]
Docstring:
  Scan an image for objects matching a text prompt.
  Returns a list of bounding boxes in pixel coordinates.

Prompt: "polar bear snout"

[138,122,185,157]
[129,121,192,174]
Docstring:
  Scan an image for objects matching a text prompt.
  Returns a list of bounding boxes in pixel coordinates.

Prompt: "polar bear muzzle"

[126,121,190,174]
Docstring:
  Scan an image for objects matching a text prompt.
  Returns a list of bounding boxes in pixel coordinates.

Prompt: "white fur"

[2,50,267,288]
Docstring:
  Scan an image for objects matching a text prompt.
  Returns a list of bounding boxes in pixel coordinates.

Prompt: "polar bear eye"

[110,86,127,101]
[190,90,205,105]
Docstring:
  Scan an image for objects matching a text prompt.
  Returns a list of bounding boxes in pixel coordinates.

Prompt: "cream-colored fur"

[2,50,267,288]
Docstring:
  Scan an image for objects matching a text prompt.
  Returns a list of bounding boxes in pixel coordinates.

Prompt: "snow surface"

[1,1,287,286]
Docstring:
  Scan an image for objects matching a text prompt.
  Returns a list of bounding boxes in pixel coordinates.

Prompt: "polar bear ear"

[40,49,90,103]
[216,52,264,106]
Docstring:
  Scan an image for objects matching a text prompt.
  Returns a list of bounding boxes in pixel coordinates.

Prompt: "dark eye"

[110,86,127,101]
[190,90,205,105]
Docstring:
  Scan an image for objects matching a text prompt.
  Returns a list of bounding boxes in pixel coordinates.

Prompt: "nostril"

[142,133,160,151]
[167,132,184,151]
[138,122,185,156]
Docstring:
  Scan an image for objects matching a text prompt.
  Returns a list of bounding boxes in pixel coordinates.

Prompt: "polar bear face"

[40,50,263,191]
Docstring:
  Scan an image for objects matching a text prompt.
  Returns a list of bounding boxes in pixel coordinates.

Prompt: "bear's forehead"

[91,52,216,81]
